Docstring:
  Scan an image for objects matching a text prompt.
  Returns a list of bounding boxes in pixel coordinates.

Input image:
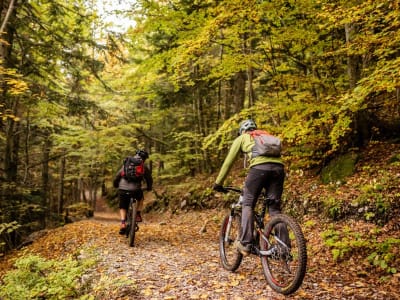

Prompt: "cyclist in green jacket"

[213,119,287,256]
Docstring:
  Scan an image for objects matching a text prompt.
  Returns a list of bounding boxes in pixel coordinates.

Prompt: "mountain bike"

[125,194,140,247]
[219,186,307,295]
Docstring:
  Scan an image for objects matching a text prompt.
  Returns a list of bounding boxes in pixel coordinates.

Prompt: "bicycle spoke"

[260,214,307,295]
[219,213,243,271]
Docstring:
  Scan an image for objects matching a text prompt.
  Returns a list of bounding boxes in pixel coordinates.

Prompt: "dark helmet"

[136,149,149,160]
[238,119,257,135]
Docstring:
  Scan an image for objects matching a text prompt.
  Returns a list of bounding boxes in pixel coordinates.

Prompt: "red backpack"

[121,155,145,182]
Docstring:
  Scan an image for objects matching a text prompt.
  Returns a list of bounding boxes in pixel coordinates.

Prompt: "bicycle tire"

[219,213,243,271]
[125,206,132,238]
[128,200,138,247]
[260,214,307,295]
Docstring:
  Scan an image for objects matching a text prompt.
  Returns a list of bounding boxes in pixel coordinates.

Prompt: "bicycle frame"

[219,186,307,295]
[224,187,285,257]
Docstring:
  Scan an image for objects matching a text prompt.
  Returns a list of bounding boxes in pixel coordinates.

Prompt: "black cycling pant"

[118,189,143,210]
[240,163,289,246]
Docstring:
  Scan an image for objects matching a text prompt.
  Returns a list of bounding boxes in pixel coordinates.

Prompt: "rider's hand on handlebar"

[213,183,225,192]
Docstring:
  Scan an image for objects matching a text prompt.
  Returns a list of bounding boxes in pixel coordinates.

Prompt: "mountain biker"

[113,149,153,235]
[213,119,288,256]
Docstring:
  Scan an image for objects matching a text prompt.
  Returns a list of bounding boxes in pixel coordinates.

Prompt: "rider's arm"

[113,166,123,188]
[143,165,153,191]
[215,135,244,185]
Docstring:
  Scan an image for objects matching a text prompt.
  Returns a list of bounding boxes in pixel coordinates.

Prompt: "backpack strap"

[249,129,272,137]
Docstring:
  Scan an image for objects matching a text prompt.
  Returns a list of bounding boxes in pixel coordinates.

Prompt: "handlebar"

[221,186,242,194]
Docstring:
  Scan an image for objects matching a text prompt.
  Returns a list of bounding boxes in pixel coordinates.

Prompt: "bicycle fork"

[224,208,236,243]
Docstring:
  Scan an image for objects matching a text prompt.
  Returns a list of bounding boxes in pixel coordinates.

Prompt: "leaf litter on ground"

[1,208,399,299]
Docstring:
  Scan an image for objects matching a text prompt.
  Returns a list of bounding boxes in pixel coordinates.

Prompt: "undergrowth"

[0,254,95,299]
[321,225,400,275]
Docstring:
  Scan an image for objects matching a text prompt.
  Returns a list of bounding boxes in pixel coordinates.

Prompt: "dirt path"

[1,210,399,299]
[89,210,287,299]
[91,211,399,300]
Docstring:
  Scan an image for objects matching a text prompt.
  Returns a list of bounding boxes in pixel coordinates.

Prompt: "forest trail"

[2,207,399,300]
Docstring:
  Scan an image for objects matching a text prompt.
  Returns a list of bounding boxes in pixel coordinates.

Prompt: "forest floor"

[1,207,399,299]
[1,141,400,299]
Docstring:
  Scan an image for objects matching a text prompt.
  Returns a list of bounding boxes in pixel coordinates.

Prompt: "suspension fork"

[224,207,236,242]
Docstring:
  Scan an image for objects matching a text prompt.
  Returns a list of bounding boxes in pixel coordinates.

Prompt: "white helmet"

[238,119,257,135]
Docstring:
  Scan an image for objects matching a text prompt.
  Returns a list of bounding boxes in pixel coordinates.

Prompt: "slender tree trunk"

[247,66,256,107]
[223,81,229,119]
[4,111,18,181]
[232,71,246,113]
[1,0,18,184]
[23,108,31,183]
[345,23,369,146]
[58,154,66,215]
[41,137,51,228]
[345,23,361,90]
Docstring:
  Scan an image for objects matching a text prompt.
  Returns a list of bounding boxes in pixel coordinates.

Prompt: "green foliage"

[2,0,400,258]
[302,219,317,230]
[321,153,358,184]
[0,254,96,299]
[91,275,137,299]
[65,202,93,219]
[321,226,400,274]
[322,196,344,220]
[0,221,22,255]
[367,237,400,274]
[352,169,397,224]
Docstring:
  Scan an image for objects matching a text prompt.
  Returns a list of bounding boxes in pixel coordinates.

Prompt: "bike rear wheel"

[128,200,138,247]
[219,213,243,271]
[260,214,307,295]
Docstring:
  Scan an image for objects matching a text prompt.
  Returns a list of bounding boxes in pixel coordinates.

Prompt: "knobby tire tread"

[219,213,243,271]
[128,201,137,247]
[261,214,307,295]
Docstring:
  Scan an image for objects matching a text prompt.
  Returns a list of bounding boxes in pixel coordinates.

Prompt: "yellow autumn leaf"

[230,280,240,287]
[142,288,152,296]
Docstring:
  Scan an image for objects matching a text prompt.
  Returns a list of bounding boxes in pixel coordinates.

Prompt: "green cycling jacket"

[215,132,284,185]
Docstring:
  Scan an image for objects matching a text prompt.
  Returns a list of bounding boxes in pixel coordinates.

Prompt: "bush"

[321,226,400,274]
[0,254,95,299]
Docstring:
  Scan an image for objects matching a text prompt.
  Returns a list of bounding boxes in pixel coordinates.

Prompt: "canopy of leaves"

[1,0,400,258]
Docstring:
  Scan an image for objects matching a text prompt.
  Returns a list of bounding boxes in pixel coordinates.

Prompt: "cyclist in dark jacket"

[113,149,153,234]
[213,119,288,256]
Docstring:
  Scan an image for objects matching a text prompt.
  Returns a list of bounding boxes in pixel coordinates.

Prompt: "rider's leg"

[239,168,265,251]
[265,165,290,247]
[135,189,144,222]
[118,190,130,234]
[120,208,127,222]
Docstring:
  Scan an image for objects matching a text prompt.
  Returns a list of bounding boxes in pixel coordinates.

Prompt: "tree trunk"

[1,0,18,183]
[41,137,51,228]
[4,111,18,181]
[345,23,361,90]
[232,71,246,113]
[247,66,256,107]
[58,154,66,215]
[345,23,369,146]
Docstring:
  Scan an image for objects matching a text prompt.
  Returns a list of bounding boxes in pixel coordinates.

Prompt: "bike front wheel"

[219,212,243,271]
[260,214,307,295]
[128,200,138,247]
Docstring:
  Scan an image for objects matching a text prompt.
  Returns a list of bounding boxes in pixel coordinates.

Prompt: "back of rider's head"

[238,119,257,135]
[136,149,149,160]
